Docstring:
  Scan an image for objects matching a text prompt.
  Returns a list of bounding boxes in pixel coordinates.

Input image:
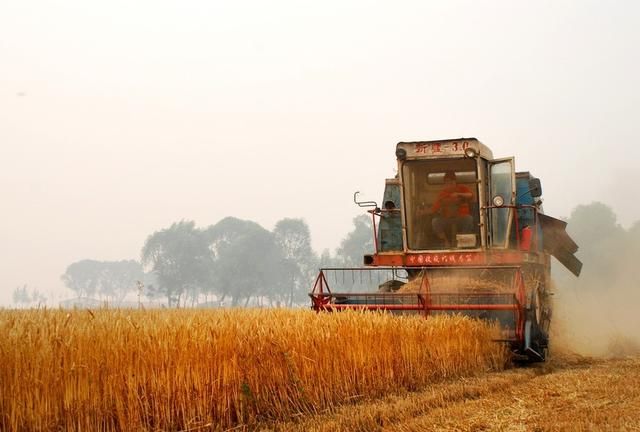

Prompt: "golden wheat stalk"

[0,309,506,431]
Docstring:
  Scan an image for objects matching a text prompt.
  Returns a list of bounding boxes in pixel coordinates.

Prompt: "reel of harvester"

[310,265,549,362]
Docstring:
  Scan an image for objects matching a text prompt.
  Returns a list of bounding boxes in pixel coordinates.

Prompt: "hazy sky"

[2,1,639,305]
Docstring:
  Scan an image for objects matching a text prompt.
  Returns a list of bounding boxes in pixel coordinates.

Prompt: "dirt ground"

[267,354,640,432]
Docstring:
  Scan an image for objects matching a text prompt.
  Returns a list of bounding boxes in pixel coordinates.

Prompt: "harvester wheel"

[532,288,543,326]
[524,289,548,362]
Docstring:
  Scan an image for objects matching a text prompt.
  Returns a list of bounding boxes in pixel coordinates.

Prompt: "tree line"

[554,202,640,291]
[53,215,373,308]
[12,202,637,308]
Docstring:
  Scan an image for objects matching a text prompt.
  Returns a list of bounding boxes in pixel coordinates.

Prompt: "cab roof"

[396,137,494,160]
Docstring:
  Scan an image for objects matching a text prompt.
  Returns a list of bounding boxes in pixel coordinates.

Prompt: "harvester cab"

[310,138,582,362]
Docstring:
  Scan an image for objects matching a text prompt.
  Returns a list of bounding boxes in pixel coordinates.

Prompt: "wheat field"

[0,308,506,431]
[271,354,640,432]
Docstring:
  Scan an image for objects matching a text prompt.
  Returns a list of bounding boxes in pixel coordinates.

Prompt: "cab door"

[488,158,516,248]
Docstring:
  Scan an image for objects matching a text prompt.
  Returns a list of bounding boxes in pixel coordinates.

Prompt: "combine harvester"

[310,138,581,361]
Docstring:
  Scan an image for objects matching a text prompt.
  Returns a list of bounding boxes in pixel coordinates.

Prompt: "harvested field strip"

[0,309,506,431]
[271,355,640,432]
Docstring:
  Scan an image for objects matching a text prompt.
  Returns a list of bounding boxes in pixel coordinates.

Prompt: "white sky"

[1,0,639,305]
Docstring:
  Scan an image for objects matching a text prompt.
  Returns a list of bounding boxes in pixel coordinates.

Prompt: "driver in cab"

[430,171,474,246]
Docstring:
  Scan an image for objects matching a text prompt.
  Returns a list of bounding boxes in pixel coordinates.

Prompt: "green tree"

[141,221,214,307]
[207,217,285,306]
[273,218,318,306]
[61,260,103,298]
[98,260,145,304]
[318,248,336,267]
[335,214,374,267]
[566,202,623,246]
[30,288,47,305]
[61,259,144,304]
[563,202,625,288]
[12,284,31,307]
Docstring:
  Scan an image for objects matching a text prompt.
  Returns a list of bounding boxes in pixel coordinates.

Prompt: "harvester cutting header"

[310,138,582,362]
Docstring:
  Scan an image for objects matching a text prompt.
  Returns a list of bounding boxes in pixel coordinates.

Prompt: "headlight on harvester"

[492,195,505,207]
[464,147,477,158]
